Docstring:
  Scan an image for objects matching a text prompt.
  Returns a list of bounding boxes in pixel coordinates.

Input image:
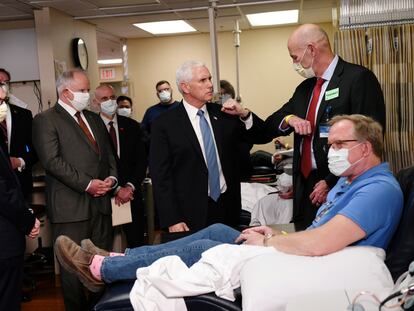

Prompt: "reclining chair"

[94,166,414,311]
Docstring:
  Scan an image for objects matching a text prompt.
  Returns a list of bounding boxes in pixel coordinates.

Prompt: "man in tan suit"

[32,69,117,311]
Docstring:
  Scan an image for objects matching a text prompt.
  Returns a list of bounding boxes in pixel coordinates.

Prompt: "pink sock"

[89,255,104,281]
[109,252,125,257]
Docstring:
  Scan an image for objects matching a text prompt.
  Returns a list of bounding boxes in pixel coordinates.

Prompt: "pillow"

[240,246,394,311]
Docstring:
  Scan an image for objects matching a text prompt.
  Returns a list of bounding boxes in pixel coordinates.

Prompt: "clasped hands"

[87,177,115,197]
[235,226,277,246]
[114,185,134,206]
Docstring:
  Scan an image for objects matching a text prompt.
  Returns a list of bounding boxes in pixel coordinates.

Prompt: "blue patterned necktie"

[197,109,221,201]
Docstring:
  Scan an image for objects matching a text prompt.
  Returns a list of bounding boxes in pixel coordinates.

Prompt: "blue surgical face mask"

[100,99,117,116]
[159,90,171,103]
[117,107,132,117]
[220,93,232,105]
[0,82,9,96]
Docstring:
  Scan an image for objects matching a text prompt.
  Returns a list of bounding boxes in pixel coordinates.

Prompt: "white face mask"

[117,107,132,117]
[159,90,171,103]
[67,89,90,111]
[0,101,8,122]
[100,99,117,116]
[0,82,9,97]
[292,46,315,79]
[328,143,364,176]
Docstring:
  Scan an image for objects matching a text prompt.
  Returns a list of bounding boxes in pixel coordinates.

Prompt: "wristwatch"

[263,233,274,247]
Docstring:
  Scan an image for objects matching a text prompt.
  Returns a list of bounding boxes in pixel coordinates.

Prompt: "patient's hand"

[235,230,264,246]
[169,222,190,233]
[310,180,329,205]
[241,225,274,236]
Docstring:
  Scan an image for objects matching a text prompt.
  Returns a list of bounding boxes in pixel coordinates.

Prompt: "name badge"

[319,124,330,138]
[325,88,339,101]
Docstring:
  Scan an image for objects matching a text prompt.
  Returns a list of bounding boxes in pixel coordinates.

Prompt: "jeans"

[101,223,240,283]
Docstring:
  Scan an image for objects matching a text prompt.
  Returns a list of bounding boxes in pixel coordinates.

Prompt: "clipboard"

[111,198,132,226]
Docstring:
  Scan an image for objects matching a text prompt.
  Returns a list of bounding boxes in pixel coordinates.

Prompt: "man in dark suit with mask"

[0,86,40,311]
[94,84,147,247]
[32,69,117,311]
[0,68,37,199]
[262,24,385,227]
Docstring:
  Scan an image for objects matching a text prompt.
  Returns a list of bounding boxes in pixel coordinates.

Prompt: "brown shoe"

[81,239,110,257]
[54,235,105,293]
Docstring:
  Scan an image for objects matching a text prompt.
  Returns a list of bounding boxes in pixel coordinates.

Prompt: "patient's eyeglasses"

[323,139,359,153]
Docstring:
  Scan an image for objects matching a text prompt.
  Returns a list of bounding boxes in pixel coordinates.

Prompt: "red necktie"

[108,121,117,153]
[301,78,325,178]
[75,112,99,153]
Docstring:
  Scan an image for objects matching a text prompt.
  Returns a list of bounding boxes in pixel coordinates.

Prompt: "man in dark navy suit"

[94,85,148,247]
[0,86,40,311]
[149,60,266,234]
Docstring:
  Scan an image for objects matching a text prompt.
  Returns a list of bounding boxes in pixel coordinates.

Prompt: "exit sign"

[100,68,116,80]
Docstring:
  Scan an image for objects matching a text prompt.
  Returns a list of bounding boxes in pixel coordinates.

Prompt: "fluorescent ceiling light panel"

[98,58,122,65]
[247,10,299,26]
[133,20,196,35]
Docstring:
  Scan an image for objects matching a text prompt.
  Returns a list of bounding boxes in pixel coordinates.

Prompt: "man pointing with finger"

[263,24,385,226]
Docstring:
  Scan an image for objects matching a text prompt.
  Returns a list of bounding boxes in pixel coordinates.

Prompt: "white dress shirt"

[182,100,227,196]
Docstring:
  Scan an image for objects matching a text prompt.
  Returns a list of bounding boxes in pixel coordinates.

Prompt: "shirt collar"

[58,99,78,117]
[343,162,389,185]
[183,99,207,120]
[321,54,339,82]
[100,113,117,126]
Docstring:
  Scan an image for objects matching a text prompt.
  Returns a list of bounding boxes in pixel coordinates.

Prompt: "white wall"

[126,23,334,152]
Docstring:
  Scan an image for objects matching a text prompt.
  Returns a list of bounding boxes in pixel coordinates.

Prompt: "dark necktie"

[75,111,99,153]
[197,109,221,201]
[301,78,325,178]
[108,121,117,153]
[0,120,7,147]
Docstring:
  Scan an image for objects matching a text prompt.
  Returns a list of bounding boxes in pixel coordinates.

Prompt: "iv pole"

[208,0,220,102]
[233,20,242,102]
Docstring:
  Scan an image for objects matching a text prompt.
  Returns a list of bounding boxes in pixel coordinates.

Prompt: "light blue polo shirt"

[308,163,403,249]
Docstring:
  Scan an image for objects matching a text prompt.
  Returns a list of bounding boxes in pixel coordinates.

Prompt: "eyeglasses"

[325,139,359,152]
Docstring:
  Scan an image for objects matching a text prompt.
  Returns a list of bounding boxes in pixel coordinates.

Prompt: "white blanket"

[129,243,276,311]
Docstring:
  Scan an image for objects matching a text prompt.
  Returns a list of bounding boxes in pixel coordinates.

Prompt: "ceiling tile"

[0,0,335,40]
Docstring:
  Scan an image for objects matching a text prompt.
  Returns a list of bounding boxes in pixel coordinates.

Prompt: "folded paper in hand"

[111,198,132,226]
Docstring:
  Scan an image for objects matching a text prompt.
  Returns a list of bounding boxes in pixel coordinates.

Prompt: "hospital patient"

[55,115,403,293]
